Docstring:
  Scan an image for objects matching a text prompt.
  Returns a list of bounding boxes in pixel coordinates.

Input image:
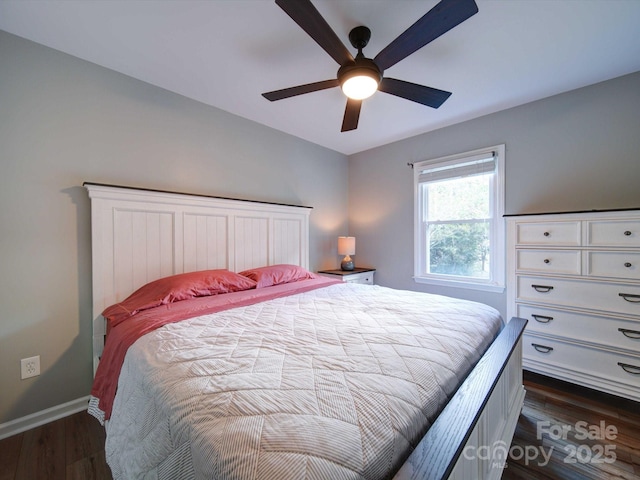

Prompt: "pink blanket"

[90,277,339,422]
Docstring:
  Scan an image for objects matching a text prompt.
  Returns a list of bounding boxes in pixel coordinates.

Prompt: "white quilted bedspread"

[105,283,502,480]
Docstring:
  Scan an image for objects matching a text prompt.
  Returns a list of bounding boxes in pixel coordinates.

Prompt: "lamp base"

[341,258,354,271]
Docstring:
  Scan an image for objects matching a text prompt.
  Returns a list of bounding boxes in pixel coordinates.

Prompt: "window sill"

[413,276,505,293]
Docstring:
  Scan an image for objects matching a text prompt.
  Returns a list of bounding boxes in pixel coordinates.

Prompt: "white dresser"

[506,209,640,401]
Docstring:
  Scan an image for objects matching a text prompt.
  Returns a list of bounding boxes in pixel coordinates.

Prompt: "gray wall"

[348,71,640,316]
[0,31,348,424]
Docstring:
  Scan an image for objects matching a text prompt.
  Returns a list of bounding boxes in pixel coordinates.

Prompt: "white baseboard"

[0,395,90,440]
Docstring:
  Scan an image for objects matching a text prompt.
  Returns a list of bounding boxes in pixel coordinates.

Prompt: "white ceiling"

[2,0,640,155]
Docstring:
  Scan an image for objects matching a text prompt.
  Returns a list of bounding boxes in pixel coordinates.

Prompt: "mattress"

[103,281,502,480]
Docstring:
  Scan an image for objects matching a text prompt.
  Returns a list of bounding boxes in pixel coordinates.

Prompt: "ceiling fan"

[262,0,479,132]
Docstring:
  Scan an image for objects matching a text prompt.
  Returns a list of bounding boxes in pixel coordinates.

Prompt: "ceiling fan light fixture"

[341,73,379,100]
[338,58,382,101]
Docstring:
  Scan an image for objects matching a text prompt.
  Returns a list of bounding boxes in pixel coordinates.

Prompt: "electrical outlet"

[21,355,40,379]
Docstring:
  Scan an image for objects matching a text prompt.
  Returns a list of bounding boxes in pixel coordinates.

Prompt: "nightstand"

[317,268,375,285]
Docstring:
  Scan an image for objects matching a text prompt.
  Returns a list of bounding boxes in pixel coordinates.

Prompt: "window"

[414,145,505,292]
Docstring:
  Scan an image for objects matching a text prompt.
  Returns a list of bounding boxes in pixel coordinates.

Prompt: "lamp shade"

[337,236,356,255]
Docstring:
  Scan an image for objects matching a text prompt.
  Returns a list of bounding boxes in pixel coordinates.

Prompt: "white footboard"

[395,317,527,480]
[449,339,525,479]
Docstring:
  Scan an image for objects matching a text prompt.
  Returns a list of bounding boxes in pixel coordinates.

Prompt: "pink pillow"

[239,264,317,288]
[103,269,256,323]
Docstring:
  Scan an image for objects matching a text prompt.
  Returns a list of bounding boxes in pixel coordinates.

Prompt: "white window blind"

[417,152,496,184]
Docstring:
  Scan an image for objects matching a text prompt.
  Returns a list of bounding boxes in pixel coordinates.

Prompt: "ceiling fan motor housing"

[337,56,382,88]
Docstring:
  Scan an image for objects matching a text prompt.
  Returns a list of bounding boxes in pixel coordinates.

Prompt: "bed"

[85,183,526,480]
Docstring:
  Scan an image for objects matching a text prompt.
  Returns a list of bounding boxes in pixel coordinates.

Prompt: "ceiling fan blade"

[341,98,362,132]
[262,79,339,101]
[276,0,354,66]
[379,78,452,108]
[374,0,478,71]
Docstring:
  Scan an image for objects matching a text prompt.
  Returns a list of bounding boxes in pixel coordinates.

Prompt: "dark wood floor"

[0,411,111,480]
[503,371,640,480]
[1,372,638,479]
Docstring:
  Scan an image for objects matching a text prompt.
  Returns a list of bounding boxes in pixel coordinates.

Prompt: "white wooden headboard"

[85,183,312,373]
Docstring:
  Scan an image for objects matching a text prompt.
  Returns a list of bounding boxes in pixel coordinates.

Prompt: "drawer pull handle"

[618,362,640,375]
[544,259,550,264]
[543,232,550,237]
[619,293,640,303]
[532,343,554,353]
[618,328,640,339]
[532,314,554,323]
[532,284,554,293]
[624,262,632,268]
[624,230,632,236]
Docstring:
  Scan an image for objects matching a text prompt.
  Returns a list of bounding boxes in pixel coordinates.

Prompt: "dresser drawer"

[586,251,640,280]
[523,334,640,389]
[587,219,640,247]
[517,304,640,351]
[515,221,580,246]
[516,275,640,317]
[516,249,581,275]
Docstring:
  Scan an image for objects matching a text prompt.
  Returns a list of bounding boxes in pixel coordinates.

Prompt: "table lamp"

[338,236,355,271]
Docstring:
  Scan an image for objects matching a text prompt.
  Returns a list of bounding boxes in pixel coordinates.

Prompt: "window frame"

[413,144,505,292]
